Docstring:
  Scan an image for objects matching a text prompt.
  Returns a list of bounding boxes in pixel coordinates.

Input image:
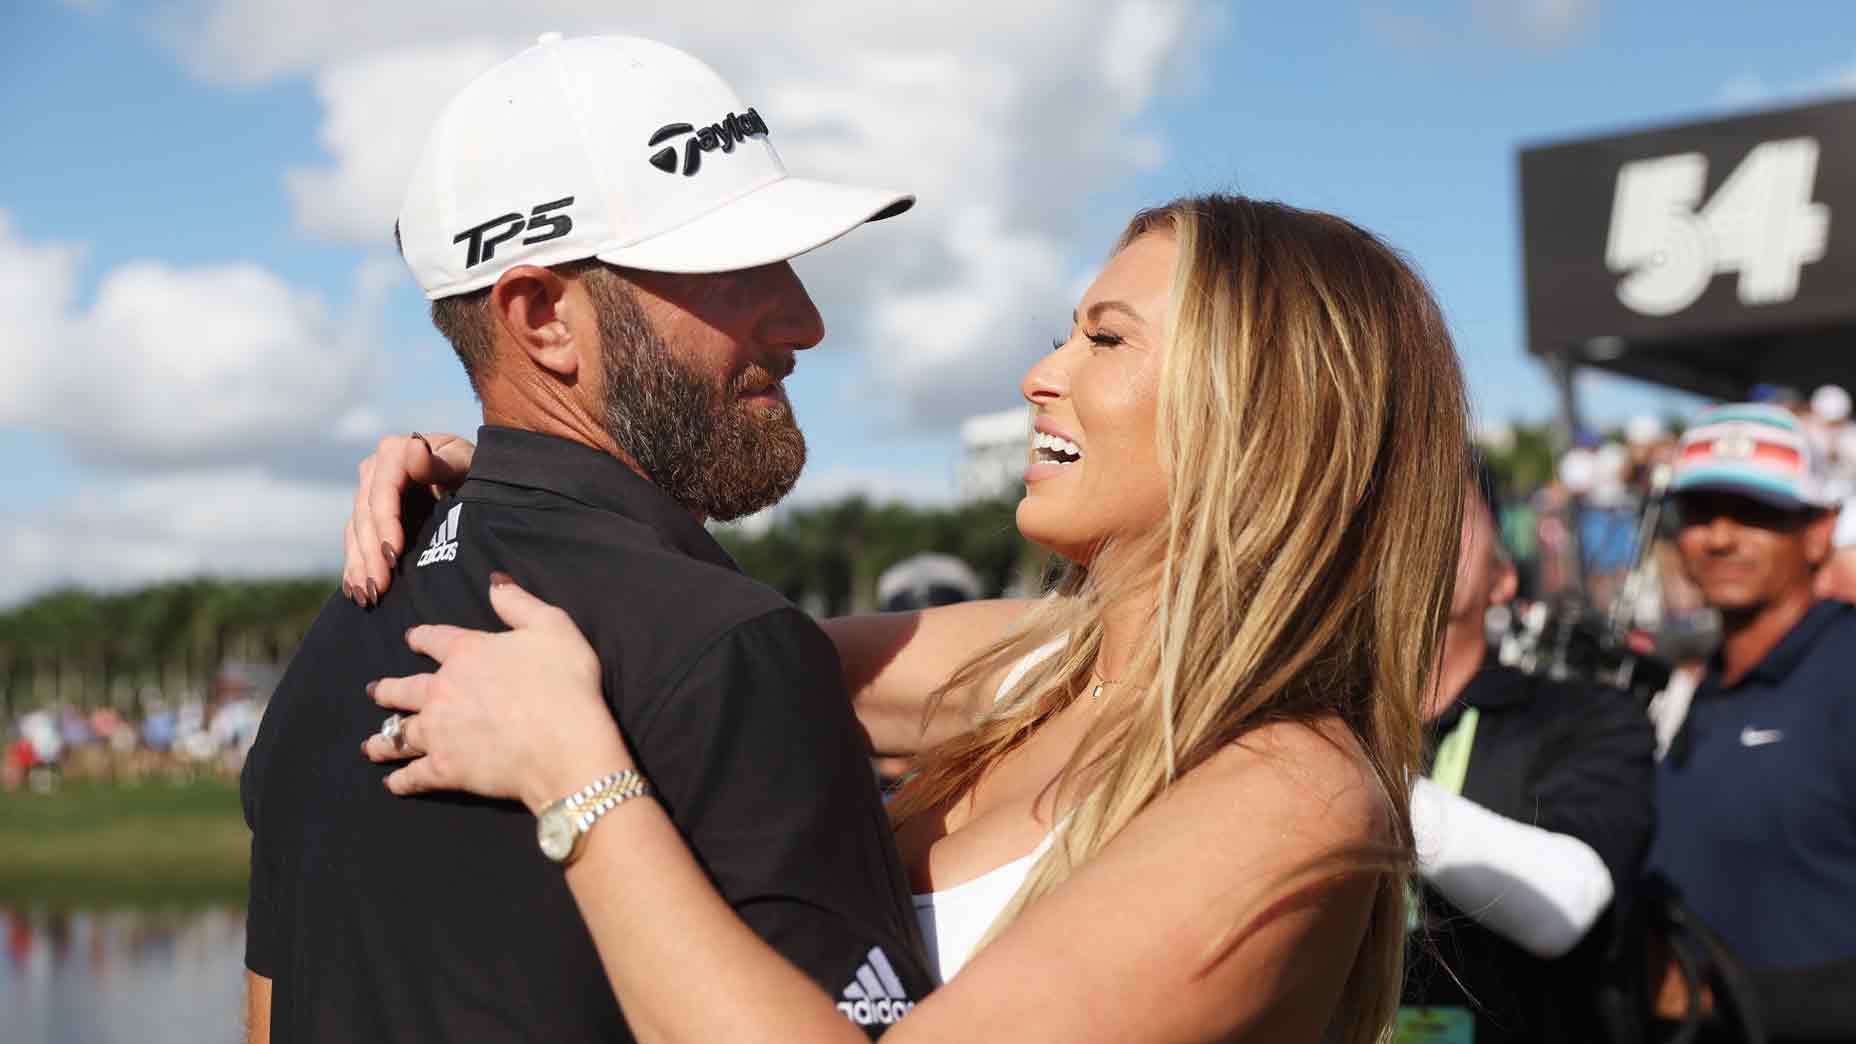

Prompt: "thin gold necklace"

[1088,674,1138,700]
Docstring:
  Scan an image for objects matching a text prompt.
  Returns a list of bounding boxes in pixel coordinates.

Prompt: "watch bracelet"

[571,778,652,832]
[560,769,646,812]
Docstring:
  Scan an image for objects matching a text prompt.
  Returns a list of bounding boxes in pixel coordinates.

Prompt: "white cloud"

[715,463,961,539]
[1104,0,1198,111]
[0,469,350,606]
[1472,0,1599,51]
[284,42,505,244]
[4,2,1221,605]
[1715,54,1856,109]
[145,1,1220,428]
[0,212,386,475]
[788,464,959,507]
[858,206,1074,421]
[0,213,85,418]
[1367,0,1600,57]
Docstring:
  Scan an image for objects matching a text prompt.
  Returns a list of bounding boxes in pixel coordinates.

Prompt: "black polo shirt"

[243,426,933,1042]
[1403,661,1657,1044]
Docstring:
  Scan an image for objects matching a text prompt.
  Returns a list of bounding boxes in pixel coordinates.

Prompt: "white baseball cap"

[398,33,914,300]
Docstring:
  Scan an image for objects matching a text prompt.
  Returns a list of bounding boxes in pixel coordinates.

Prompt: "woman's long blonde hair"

[888,195,1468,1042]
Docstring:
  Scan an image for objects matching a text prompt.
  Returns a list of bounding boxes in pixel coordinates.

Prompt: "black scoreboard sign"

[1519,98,1856,397]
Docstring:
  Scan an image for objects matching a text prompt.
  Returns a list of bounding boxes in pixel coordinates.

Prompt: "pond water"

[1,907,244,1044]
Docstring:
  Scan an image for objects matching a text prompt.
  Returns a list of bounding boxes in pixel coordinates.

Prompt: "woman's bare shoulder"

[1186,716,1391,850]
[904,716,1389,1042]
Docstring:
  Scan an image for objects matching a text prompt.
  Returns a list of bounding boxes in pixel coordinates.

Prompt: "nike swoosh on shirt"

[1740,727,1784,747]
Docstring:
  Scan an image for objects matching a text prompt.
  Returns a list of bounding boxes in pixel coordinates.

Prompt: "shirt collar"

[1713,598,1850,690]
[462,426,738,571]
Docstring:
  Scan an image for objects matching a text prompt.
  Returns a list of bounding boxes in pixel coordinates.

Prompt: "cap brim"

[1670,473,1813,512]
[597,176,913,275]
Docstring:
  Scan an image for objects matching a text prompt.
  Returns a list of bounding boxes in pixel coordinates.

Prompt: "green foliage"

[716,495,1041,616]
[0,577,337,718]
[0,495,1042,715]
[1478,422,1558,497]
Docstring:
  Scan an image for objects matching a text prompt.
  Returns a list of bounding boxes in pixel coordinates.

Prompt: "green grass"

[0,778,249,909]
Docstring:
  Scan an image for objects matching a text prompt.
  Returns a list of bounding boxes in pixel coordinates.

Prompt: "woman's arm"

[335,430,1039,754]
[558,712,1376,1044]
[822,599,1040,758]
[365,580,1387,1044]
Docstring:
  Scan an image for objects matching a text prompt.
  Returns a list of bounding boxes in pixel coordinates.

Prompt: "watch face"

[537,809,577,863]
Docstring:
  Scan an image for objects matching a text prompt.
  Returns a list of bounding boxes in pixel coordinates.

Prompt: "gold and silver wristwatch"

[536,769,651,865]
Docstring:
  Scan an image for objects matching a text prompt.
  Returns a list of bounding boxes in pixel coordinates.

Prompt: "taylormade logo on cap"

[648,109,770,176]
[396,33,913,298]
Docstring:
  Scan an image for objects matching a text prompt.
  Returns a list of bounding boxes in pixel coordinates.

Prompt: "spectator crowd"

[3,664,269,792]
[1440,384,1856,1043]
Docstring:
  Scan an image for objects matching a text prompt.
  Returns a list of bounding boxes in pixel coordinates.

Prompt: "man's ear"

[1489,555,1519,608]
[1803,509,1836,568]
[489,266,580,380]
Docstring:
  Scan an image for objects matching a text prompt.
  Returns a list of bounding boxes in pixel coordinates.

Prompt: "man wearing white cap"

[1817,509,1856,603]
[1647,404,1856,1040]
[240,34,931,1043]
[1807,384,1856,604]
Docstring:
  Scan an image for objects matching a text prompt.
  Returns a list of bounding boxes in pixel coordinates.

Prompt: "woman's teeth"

[1033,431,1083,464]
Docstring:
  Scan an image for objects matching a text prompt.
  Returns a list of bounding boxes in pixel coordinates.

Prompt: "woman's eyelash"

[1052,330,1124,351]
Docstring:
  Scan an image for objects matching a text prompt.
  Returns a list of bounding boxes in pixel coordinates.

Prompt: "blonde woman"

[343,195,1467,1042]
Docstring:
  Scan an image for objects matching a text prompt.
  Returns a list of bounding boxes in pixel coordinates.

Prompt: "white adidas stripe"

[837,947,914,1027]
[416,504,463,567]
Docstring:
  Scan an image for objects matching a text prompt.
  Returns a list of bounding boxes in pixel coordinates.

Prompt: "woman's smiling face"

[1016,230,1176,564]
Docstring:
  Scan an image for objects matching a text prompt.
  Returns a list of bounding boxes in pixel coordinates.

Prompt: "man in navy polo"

[1649,403,1856,1040]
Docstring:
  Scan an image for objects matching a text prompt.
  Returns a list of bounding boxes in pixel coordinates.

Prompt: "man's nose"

[1702,515,1742,550]
[755,262,825,352]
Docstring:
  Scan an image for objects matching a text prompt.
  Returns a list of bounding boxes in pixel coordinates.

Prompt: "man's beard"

[588,274,806,521]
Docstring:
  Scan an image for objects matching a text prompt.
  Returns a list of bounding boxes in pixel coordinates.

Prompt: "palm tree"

[0,576,340,716]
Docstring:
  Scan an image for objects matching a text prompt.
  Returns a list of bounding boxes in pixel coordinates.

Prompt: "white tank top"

[912,833,1053,983]
[908,640,1066,984]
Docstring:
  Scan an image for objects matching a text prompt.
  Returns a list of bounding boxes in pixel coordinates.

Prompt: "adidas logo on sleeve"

[836,947,915,1028]
[416,504,463,567]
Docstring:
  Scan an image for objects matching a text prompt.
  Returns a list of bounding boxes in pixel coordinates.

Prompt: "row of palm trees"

[0,578,336,722]
[1,495,1042,721]
[2,432,1633,725]
[718,495,1039,618]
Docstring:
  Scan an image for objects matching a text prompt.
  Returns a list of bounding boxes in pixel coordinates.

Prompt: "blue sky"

[1,0,1851,606]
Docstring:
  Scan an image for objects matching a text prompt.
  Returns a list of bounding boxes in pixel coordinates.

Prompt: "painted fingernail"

[341,578,352,601]
[366,579,380,606]
[382,542,398,569]
[365,680,378,697]
[489,570,514,588]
